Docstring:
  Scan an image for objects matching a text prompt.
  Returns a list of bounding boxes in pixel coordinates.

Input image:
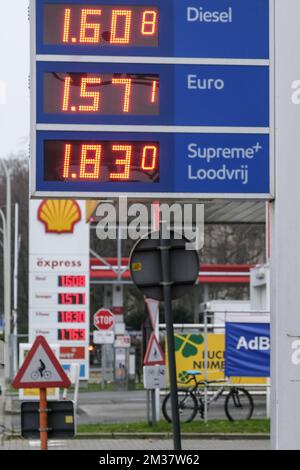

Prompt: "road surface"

[11,390,267,428]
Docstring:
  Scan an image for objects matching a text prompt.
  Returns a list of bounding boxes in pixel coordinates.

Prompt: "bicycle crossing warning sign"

[12,336,71,389]
[144,333,165,366]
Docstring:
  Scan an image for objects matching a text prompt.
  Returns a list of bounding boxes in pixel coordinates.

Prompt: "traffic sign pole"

[39,388,48,451]
[160,221,181,451]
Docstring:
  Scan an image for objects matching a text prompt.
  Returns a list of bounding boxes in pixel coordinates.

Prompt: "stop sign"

[94,309,114,331]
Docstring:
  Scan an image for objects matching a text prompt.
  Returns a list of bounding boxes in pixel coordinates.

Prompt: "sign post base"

[39,388,48,451]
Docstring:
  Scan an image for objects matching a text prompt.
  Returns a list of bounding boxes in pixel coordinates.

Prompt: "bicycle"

[162,370,254,423]
[31,370,52,380]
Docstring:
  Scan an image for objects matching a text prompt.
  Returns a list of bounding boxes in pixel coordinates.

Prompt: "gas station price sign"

[35,0,269,58]
[31,0,272,199]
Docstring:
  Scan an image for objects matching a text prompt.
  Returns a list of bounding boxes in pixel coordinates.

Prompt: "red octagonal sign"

[94,309,114,331]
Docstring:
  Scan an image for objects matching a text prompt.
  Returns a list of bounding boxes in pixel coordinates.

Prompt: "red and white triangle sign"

[144,333,165,366]
[12,336,71,389]
[145,298,159,330]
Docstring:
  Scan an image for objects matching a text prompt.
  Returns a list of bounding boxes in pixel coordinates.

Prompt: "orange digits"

[79,77,101,112]
[63,8,71,43]
[79,9,102,44]
[112,78,132,113]
[141,10,157,36]
[62,76,71,111]
[110,9,132,44]
[141,146,158,171]
[63,144,71,178]
[151,80,158,103]
[80,145,101,179]
[110,145,132,180]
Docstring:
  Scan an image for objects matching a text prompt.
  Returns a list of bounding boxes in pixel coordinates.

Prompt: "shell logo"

[38,200,81,234]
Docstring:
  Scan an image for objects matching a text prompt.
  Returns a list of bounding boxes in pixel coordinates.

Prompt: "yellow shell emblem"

[38,200,81,234]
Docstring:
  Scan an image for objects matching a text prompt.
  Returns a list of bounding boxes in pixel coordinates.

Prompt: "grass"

[77,419,270,435]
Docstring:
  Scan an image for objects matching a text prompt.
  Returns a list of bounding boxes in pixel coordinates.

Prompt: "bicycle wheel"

[30,371,39,380]
[44,371,52,379]
[162,389,198,423]
[224,387,254,421]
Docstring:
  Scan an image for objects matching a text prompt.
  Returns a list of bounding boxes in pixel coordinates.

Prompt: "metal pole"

[204,310,208,424]
[152,201,161,423]
[0,161,11,381]
[147,389,151,425]
[12,203,19,376]
[0,209,8,383]
[0,210,6,442]
[151,389,157,426]
[101,344,106,390]
[160,221,181,451]
[39,388,48,451]
[73,363,80,435]
[154,307,160,422]
[266,377,271,419]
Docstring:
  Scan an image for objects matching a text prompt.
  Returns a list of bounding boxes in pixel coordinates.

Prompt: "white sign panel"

[93,330,115,345]
[29,200,90,380]
[115,323,125,335]
[273,0,300,450]
[114,335,131,348]
[143,365,167,390]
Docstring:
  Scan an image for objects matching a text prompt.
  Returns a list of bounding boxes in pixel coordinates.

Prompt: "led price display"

[58,311,86,323]
[44,140,159,183]
[44,73,159,115]
[58,275,86,287]
[58,293,86,305]
[43,5,159,47]
[58,329,86,341]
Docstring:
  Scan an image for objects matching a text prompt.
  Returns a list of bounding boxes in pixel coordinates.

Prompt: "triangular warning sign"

[12,336,71,389]
[144,333,165,366]
[145,298,159,331]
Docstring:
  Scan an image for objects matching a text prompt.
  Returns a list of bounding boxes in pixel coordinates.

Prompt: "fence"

[160,309,271,422]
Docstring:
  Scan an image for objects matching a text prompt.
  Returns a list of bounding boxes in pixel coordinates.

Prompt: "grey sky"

[0,1,29,158]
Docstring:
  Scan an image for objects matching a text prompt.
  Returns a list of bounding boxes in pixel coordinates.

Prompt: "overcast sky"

[0,1,29,158]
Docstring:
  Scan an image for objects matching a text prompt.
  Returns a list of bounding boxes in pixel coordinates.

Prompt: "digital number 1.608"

[62,7,158,45]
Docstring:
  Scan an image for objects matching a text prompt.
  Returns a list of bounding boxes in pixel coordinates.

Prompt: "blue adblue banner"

[225,322,270,378]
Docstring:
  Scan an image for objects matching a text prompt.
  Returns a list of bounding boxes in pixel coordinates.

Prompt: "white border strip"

[36,54,269,66]
[32,191,272,200]
[36,124,270,134]
[226,312,270,323]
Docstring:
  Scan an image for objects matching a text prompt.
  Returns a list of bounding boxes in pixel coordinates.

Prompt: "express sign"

[94,309,114,331]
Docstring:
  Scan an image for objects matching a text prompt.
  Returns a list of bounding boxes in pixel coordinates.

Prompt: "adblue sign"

[225,322,270,377]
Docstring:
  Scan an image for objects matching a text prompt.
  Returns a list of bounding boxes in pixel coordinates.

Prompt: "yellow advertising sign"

[166,333,266,386]
[23,388,57,398]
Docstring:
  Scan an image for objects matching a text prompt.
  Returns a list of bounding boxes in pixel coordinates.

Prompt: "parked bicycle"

[162,370,254,423]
